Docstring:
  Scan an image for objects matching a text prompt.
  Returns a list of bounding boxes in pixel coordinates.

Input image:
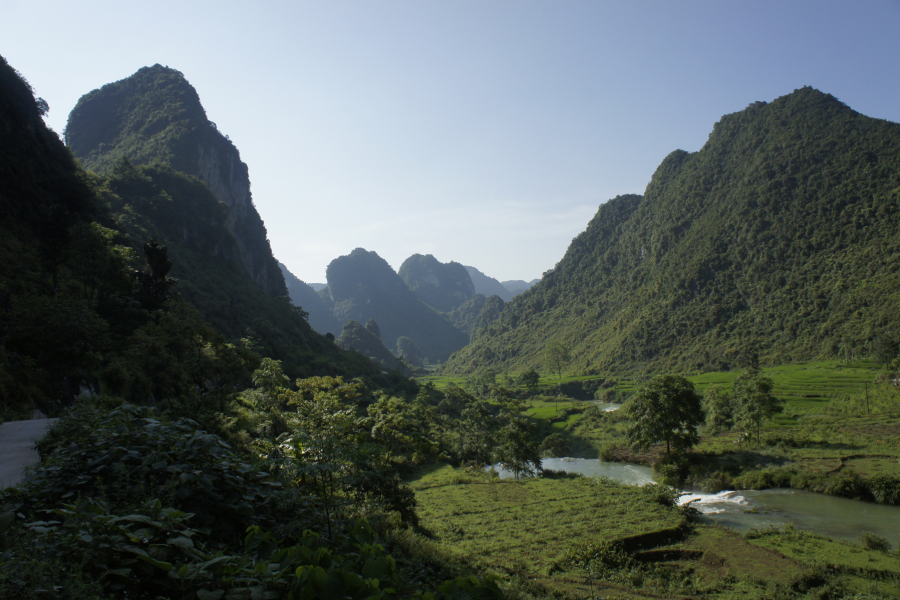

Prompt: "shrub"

[17,402,285,541]
[860,531,892,552]
[869,475,900,505]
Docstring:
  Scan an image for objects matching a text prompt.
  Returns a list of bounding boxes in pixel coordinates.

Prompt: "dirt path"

[0,418,57,489]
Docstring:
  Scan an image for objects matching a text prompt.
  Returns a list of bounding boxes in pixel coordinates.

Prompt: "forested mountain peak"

[443,87,900,375]
[65,65,286,297]
[398,253,475,312]
[326,248,469,363]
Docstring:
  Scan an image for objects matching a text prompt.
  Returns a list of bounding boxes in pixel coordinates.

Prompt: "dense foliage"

[0,400,503,599]
[336,320,405,373]
[448,294,505,342]
[444,87,900,375]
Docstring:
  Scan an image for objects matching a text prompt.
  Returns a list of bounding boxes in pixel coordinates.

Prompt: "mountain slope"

[399,254,475,312]
[278,261,341,336]
[464,266,513,302]
[65,65,286,297]
[444,88,900,375]
[325,248,469,363]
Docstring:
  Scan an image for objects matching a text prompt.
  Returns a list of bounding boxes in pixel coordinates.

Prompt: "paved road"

[0,418,58,489]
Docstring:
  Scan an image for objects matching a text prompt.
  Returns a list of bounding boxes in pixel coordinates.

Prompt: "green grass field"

[426,360,900,488]
[406,464,900,598]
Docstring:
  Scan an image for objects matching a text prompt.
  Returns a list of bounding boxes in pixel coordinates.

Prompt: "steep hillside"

[464,266,513,302]
[93,160,373,379]
[325,248,469,363]
[398,254,474,312]
[278,261,341,336]
[335,319,402,370]
[449,294,506,341]
[65,65,286,296]
[444,88,900,375]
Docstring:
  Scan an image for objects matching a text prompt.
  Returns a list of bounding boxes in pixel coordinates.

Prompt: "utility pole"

[865,381,869,415]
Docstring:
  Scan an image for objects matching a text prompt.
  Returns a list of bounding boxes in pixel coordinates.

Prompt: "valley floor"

[408,464,900,599]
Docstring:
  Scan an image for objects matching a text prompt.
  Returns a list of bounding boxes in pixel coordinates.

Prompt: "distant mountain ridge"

[325,248,469,363]
[464,266,513,301]
[399,254,474,312]
[501,279,540,297]
[278,262,341,336]
[443,87,900,375]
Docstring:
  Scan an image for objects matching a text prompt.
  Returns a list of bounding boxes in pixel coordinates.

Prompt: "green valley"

[4,49,900,600]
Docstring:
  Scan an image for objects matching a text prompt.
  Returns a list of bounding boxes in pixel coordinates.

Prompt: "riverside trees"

[625,374,704,455]
[734,371,784,445]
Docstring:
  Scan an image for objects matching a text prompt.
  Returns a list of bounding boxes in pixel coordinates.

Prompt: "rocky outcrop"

[65,64,286,297]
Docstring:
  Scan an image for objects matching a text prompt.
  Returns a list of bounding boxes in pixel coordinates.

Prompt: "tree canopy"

[625,374,704,455]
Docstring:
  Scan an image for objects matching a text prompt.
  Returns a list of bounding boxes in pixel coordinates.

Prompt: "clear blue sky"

[4,1,899,283]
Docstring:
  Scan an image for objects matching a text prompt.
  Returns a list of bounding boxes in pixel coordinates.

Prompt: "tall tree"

[702,384,734,434]
[625,374,704,455]
[544,341,571,380]
[492,417,542,479]
[519,367,540,398]
[734,372,784,445]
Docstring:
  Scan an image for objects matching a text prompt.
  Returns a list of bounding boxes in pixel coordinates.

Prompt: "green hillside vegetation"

[326,248,469,363]
[399,254,475,313]
[396,336,426,368]
[66,64,286,297]
[336,319,406,372]
[444,87,900,376]
[449,294,507,342]
[0,56,506,599]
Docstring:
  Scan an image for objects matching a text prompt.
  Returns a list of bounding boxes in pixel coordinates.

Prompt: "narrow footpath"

[0,418,57,489]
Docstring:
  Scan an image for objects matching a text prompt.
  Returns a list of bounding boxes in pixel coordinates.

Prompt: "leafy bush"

[2,499,405,600]
[868,475,900,505]
[20,402,284,541]
[859,531,892,553]
[539,433,570,458]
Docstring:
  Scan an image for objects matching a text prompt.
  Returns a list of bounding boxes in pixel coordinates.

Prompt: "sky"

[3,1,900,284]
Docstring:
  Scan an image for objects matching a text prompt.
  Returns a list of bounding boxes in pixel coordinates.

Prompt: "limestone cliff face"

[65,64,286,297]
[194,140,285,296]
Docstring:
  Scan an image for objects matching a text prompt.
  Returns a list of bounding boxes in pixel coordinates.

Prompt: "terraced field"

[408,465,900,598]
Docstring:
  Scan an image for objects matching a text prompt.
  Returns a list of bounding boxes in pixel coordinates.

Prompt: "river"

[493,457,900,544]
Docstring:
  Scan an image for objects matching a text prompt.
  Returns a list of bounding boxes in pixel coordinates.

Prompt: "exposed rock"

[65,64,286,297]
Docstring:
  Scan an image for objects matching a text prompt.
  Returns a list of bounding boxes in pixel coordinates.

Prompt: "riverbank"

[408,463,900,598]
